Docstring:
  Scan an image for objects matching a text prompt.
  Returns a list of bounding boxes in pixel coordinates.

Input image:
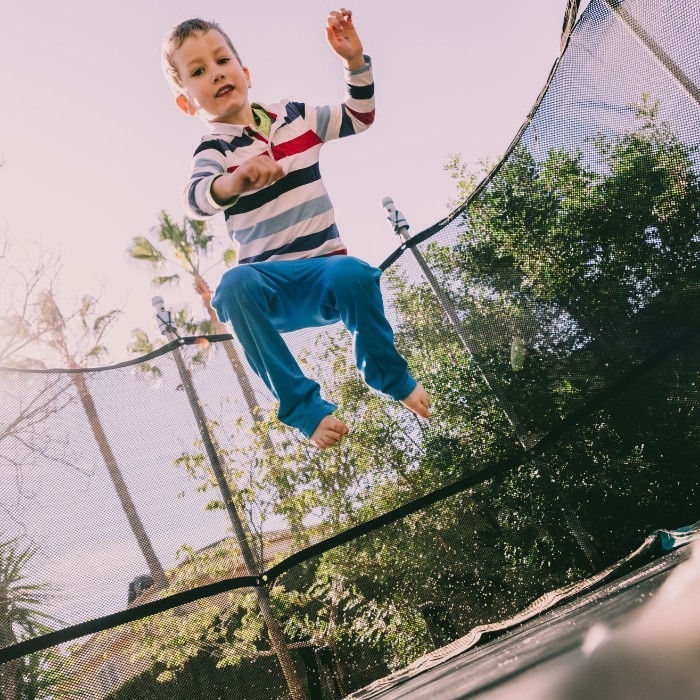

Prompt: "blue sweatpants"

[211,255,417,438]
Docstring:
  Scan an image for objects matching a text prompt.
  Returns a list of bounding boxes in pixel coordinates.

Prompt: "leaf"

[223,248,237,268]
[197,320,216,336]
[85,344,108,360]
[93,310,120,333]
[152,274,181,288]
[205,500,225,511]
[37,291,64,329]
[128,328,156,354]
[79,295,94,318]
[128,236,165,263]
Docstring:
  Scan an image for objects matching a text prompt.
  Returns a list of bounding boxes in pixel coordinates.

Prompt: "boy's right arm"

[211,158,285,204]
[183,147,284,219]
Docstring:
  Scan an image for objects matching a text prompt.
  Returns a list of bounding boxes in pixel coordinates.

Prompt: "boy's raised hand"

[326,8,364,69]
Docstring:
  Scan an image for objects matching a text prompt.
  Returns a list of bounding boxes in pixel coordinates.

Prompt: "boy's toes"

[310,415,350,449]
[400,384,431,419]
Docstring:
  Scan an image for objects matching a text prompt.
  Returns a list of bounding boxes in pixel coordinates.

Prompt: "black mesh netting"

[1,1,699,698]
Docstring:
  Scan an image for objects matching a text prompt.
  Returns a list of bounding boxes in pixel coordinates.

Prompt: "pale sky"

[1,0,587,362]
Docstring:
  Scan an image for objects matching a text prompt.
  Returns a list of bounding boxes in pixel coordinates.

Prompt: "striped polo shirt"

[183,56,375,265]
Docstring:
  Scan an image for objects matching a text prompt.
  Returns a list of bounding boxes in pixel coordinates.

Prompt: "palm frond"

[128,236,166,264]
[128,329,157,355]
[152,274,181,288]
[93,310,120,334]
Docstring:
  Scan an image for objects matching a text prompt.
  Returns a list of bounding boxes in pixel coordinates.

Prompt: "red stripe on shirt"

[346,106,375,125]
[323,248,348,258]
[270,130,323,160]
[226,131,322,172]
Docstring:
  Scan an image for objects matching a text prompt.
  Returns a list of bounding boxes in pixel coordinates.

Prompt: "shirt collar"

[207,102,278,137]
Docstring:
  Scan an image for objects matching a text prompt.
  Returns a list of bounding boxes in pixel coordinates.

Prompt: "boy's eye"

[217,57,230,65]
[191,67,204,77]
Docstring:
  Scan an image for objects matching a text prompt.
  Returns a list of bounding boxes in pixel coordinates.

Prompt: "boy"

[162,9,430,449]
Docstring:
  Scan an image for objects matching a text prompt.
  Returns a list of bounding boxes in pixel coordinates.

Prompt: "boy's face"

[172,30,253,125]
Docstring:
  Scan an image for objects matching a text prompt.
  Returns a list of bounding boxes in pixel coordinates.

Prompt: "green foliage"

[126,237,165,264]
[127,212,220,294]
[223,248,237,268]
[104,651,288,700]
[432,93,699,556]
[0,540,79,699]
[127,211,230,352]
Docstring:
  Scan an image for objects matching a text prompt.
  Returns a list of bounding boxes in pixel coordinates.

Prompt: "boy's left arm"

[302,9,375,143]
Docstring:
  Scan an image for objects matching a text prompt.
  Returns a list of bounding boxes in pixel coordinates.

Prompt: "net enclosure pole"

[195,277,310,547]
[604,0,700,109]
[151,298,310,700]
[381,200,601,570]
[560,0,581,53]
[381,199,532,442]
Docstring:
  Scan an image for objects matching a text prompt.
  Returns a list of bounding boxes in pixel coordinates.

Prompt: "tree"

[436,94,700,554]
[0,238,65,369]
[0,539,77,700]
[127,212,275,428]
[0,235,167,595]
[128,213,308,545]
[34,291,169,590]
[268,96,700,678]
[0,238,77,489]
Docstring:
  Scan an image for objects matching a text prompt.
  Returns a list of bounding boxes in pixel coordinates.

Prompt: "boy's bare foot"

[310,415,350,449]
[400,383,431,419]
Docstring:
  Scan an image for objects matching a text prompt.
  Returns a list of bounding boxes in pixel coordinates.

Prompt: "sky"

[1,0,588,363]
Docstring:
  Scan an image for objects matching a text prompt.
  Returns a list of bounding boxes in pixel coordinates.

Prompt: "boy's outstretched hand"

[326,8,365,71]
[212,156,285,203]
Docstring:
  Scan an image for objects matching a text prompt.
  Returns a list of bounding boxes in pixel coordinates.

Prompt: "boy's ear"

[243,66,252,88]
[176,94,197,116]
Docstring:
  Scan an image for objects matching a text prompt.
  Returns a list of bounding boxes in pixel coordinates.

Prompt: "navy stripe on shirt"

[225,164,322,217]
[239,224,340,264]
[285,101,306,121]
[339,105,357,138]
[347,83,374,100]
[194,133,254,157]
[188,181,206,217]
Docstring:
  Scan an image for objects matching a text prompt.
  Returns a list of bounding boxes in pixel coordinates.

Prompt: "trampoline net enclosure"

[1,1,699,698]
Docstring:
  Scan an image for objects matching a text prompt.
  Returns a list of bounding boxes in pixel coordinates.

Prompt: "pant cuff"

[390,374,418,403]
[297,401,338,439]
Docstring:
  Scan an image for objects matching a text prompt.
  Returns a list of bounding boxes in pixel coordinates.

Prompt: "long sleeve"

[304,55,375,143]
[182,139,238,220]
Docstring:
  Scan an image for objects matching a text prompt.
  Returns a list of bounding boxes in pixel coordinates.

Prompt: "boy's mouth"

[215,85,234,98]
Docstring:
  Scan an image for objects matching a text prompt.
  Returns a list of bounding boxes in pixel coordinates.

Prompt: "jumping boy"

[161,9,430,449]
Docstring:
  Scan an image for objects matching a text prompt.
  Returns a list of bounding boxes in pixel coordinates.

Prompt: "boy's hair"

[161,18,242,94]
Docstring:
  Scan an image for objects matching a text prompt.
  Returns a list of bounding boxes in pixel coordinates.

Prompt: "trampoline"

[1,1,699,698]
